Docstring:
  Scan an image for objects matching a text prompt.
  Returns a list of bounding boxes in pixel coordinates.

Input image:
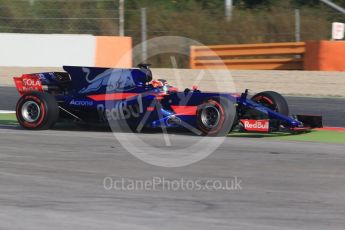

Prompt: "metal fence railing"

[0,0,344,68]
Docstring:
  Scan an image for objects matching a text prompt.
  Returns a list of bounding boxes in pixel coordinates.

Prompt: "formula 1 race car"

[13,64,322,136]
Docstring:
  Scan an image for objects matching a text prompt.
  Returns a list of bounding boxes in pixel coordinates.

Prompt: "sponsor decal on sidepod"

[69,100,94,107]
[97,96,144,121]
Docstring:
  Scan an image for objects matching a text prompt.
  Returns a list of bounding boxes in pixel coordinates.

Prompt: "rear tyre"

[196,97,236,136]
[251,91,289,115]
[16,92,59,130]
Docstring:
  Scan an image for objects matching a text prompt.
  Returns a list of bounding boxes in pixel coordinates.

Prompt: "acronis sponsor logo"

[69,99,94,107]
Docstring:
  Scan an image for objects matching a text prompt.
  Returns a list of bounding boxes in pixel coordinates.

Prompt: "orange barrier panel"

[304,41,345,71]
[95,36,132,68]
[192,58,303,70]
[190,42,305,70]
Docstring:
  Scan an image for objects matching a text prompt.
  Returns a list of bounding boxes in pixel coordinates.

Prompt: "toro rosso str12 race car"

[13,64,322,136]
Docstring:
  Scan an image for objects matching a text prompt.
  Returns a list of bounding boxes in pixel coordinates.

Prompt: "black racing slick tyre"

[196,97,236,136]
[16,92,59,130]
[251,91,289,116]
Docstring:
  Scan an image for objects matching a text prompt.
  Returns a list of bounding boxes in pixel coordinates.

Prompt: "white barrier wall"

[0,33,96,67]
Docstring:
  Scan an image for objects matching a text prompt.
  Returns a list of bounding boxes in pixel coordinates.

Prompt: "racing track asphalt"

[0,126,345,230]
[1,86,344,127]
[1,86,345,229]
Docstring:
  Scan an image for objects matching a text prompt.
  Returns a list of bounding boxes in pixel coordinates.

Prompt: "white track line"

[0,110,15,114]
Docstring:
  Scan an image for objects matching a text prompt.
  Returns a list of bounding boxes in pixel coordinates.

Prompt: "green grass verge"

[0,113,17,126]
[228,130,345,144]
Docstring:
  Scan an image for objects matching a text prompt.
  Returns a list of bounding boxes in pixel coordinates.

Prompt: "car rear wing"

[13,74,44,96]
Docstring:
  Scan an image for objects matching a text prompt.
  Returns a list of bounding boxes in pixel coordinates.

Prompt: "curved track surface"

[0,126,344,230]
[1,87,344,126]
[1,86,345,229]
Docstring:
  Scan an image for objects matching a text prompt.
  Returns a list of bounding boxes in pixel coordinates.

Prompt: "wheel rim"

[200,105,221,129]
[21,101,41,123]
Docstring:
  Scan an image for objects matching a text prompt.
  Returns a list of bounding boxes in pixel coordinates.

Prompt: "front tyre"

[251,91,289,116]
[16,92,59,130]
[196,97,236,136]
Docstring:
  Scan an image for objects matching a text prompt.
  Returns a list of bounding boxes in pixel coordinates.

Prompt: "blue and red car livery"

[13,64,322,136]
